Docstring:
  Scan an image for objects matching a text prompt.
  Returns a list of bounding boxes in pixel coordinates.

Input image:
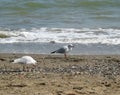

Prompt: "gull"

[51,44,74,58]
[13,56,37,65]
[12,56,37,72]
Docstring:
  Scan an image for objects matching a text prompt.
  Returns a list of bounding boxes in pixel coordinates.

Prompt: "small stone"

[0,58,5,61]
[64,91,76,95]
[37,82,46,85]
[56,91,63,95]
[73,87,83,90]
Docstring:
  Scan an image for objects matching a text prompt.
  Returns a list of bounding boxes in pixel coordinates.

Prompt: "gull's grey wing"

[51,46,68,54]
[55,47,66,53]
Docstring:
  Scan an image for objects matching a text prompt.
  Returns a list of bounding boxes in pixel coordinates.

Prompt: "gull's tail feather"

[51,50,56,54]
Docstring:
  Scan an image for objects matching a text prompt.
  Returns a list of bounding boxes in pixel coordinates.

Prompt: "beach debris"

[51,44,74,58]
[7,83,27,88]
[36,82,46,86]
[0,58,6,61]
[12,56,37,64]
[64,90,76,95]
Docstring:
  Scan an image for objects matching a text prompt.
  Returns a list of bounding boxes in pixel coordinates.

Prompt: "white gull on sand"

[51,44,74,58]
[12,56,37,65]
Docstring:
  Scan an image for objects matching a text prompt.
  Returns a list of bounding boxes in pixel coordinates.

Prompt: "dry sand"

[0,53,120,95]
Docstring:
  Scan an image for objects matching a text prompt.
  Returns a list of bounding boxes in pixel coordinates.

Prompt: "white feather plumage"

[12,56,37,65]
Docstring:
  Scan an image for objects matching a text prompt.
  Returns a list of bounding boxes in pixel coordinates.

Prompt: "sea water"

[0,0,120,54]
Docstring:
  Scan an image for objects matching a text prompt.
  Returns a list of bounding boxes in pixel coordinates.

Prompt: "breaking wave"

[0,27,120,45]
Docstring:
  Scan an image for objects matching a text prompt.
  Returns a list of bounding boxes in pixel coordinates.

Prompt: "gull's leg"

[23,65,28,72]
[64,53,67,59]
[31,64,36,72]
[23,65,26,72]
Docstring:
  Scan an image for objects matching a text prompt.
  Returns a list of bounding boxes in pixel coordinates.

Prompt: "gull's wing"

[51,46,68,54]
[55,47,66,53]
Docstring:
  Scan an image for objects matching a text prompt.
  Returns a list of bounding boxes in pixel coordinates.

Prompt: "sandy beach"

[0,0,120,95]
[0,53,120,95]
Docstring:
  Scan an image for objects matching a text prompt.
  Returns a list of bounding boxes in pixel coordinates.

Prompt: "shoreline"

[0,53,120,95]
[1,43,120,55]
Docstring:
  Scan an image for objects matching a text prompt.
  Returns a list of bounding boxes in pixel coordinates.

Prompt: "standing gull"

[51,44,74,58]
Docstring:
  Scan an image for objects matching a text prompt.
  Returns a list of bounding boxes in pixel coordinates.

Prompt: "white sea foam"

[0,27,120,45]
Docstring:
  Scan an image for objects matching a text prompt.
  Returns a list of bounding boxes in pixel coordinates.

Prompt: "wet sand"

[0,53,120,95]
